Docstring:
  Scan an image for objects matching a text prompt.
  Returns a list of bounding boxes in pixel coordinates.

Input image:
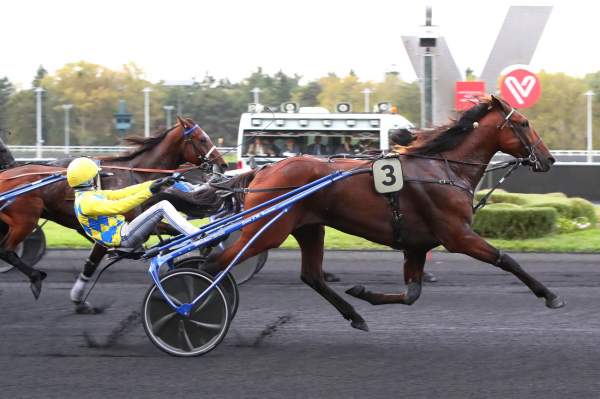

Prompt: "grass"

[485,229,600,253]
[223,153,237,163]
[41,220,600,253]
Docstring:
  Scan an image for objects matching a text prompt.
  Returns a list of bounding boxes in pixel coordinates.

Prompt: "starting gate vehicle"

[236,102,413,170]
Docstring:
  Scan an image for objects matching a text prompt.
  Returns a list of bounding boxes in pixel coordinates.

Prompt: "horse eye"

[521,121,529,128]
[199,137,207,143]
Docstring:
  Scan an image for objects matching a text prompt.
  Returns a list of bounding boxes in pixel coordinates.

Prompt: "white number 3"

[372,158,403,194]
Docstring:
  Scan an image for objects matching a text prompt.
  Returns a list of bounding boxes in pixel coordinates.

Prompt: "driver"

[66,157,199,304]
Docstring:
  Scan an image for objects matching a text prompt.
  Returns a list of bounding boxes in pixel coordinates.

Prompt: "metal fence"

[491,150,600,165]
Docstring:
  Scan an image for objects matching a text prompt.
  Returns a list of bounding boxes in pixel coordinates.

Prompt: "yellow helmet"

[67,157,100,188]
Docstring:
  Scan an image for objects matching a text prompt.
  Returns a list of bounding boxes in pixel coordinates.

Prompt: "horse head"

[175,116,228,172]
[488,95,555,172]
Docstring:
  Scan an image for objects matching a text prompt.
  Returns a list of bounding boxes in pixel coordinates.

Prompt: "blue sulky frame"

[144,168,369,317]
[0,173,66,211]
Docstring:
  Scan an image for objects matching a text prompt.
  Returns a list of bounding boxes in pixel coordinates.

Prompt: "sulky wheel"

[142,268,231,357]
[0,241,23,273]
[21,228,46,266]
[0,228,47,273]
[174,256,239,320]
[253,250,269,275]
[215,230,269,285]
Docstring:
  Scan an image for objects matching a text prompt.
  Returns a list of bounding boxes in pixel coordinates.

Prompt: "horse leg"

[442,228,565,309]
[293,225,369,332]
[70,243,107,314]
[0,222,47,299]
[346,249,426,305]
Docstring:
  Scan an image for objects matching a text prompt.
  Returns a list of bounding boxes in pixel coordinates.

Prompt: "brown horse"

[0,116,226,299]
[208,96,562,331]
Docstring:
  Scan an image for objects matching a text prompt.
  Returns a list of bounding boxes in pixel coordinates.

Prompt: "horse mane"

[406,100,492,155]
[100,125,177,162]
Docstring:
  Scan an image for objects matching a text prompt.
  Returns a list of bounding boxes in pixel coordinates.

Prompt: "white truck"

[235,102,413,170]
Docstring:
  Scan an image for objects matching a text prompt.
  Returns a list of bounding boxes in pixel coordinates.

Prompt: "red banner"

[455,81,486,111]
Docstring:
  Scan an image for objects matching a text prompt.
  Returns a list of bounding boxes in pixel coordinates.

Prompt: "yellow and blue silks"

[74,181,154,246]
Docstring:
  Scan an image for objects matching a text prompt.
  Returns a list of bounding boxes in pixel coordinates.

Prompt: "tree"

[525,71,587,149]
[0,77,14,138]
[465,68,476,81]
[317,72,365,112]
[374,72,420,124]
[41,61,161,145]
[270,70,301,107]
[6,89,36,144]
[292,80,322,107]
[237,68,300,109]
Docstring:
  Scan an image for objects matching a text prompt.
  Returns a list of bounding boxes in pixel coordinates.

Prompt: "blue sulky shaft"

[0,174,66,211]
[148,168,369,315]
[147,168,362,257]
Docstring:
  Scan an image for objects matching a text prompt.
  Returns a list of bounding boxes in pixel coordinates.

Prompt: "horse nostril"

[548,156,556,165]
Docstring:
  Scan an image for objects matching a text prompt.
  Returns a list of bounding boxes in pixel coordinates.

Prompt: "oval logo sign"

[500,66,541,108]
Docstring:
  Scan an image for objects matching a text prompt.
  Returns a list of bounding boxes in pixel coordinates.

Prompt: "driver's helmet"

[67,157,100,188]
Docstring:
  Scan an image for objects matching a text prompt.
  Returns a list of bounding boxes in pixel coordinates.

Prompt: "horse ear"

[175,115,186,127]
[490,95,504,111]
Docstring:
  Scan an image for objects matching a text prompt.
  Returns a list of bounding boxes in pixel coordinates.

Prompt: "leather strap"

[0,165,200,181]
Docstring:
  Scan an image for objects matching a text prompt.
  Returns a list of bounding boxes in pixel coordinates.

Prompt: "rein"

[223,154,528,206]
[0,164,205,181]
[473,160,522,212]
[100,165,201,174]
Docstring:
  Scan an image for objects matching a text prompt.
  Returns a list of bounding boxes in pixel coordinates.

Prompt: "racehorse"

[206,96,562,331]
[0,116,226,299]
[0,137,17,170]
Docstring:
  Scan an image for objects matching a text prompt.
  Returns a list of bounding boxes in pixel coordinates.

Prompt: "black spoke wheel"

[253,250,269,275]
[0,228,46,273]
[21,228,46,266]
[142,268,230,357]
[174,256,239,320]
[208,230,269,285]
[0,241,22,273]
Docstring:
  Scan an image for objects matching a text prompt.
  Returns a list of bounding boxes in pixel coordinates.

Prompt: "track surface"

[1,250,599,398]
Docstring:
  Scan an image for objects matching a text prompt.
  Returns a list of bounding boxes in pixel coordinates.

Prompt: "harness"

[183,124,218,166]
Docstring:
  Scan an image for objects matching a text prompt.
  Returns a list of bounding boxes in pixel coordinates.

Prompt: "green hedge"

[473,204,558,239]
[473,190,597,239]
[475,190,597,224]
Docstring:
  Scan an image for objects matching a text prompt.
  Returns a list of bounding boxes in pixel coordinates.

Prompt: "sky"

[1,0,598,88]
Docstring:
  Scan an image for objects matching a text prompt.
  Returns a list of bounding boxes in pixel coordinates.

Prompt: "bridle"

[497,107,543,166]
[182,124,218,167]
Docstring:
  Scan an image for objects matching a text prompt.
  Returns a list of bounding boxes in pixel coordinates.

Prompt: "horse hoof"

[324,272,340,282]
[351,320,369,332]
[30,281,42,300]
[75,302,104,315]
[345,285,365,298]
[29,271,47,300]
[546,296,566,309]
[423,271,437,283]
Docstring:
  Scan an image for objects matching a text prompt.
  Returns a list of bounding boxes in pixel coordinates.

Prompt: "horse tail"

[209,170,257,212]
[148,170,257,218]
